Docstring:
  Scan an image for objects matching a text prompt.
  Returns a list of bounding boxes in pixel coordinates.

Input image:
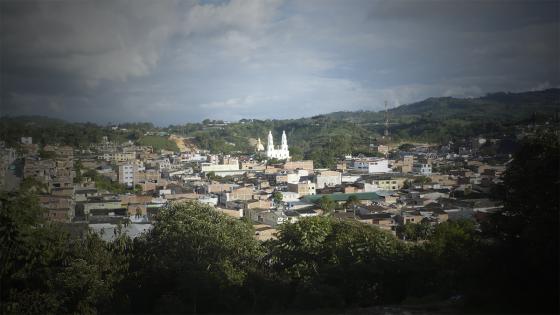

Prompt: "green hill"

[170,89,559,164]
[2,89,558,167]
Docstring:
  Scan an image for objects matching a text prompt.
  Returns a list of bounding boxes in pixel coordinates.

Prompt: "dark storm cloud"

[0,0,558,125]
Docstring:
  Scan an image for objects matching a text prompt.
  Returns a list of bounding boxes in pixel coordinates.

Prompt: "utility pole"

[384,100,389,138]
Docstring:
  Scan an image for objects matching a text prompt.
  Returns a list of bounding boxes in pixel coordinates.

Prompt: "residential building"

[284,160,314,171]
[315,170,342,189]
[413,162,432,175]
[354,158,392,173]
[287,181,316,197]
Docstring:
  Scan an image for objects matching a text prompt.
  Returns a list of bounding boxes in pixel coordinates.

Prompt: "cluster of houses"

[0,133,509,242]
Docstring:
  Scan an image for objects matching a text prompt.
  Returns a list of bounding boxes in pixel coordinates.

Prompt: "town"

[1,0,558,312]
[1,122,517,242]
[1,104,557,314]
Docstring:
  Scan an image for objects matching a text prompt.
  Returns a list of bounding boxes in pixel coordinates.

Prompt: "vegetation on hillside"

[137,135,179,152]
[1,89,558,168]
[168,89,560,166]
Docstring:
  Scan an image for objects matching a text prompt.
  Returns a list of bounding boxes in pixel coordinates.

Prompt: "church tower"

[267,131,274,153]
[265,130,290,160]
[256,137,264,151]
[281,130,288,151]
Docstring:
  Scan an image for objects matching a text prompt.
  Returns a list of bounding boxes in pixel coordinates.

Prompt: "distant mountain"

[322,88,560,123]
[390,88,559,121]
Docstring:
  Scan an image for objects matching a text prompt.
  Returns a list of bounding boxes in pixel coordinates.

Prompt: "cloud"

[0,0,558,125]
[1,0,180,83]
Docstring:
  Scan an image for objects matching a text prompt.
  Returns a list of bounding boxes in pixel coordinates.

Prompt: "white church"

[260,130,290,160]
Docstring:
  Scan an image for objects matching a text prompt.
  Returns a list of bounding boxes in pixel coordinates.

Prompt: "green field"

[138,136,179,152]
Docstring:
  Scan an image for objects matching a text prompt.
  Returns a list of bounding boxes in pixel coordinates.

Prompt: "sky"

[1,0,558,125]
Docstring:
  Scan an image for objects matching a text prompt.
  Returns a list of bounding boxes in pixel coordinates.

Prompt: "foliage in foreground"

[0,190,130,314]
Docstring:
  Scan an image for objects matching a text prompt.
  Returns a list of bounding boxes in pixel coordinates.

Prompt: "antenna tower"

[384,100,389,138]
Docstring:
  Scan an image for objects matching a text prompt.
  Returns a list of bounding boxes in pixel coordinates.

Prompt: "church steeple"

[267,130,274,152]
[281,130,288,151]
[265,130,290,160]
[256,137,264,151]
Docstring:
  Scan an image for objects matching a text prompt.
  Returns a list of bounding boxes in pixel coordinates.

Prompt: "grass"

[138,136,179,152]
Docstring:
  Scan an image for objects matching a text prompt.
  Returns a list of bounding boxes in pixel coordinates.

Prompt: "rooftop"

[303,192,381,203]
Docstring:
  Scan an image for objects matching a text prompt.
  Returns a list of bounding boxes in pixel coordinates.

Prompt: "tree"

[206,171,216,180]
[413,176,431,185]
[133,184,143,194]
[317,195,335,214]
[272,191,283,207]
[73,160,83,184]
[289,147,304,161]
[396,221,433,241]
[398,143,415,151]
[125,201,264,313]
[0,191,130,314]
[267,217,403,309]
[477,131,559,313]
[344,194,360,211]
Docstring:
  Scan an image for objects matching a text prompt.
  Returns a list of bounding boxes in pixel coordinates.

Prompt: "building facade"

[266,130,290,160]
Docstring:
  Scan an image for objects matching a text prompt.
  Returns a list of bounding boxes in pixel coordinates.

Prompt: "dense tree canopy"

[122,201,264,313]
[0,190,130,314]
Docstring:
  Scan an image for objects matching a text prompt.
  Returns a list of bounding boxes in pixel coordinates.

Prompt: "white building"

[200,163,239,172]
[266,130,290,160]
[354,158,392,174]
[280,191,300,202]
[21,137,32,145]
[413,163,432,176]
[315,170,342,189]
[367,159,392,173]
[286,172,301,184]
[157,158,171,171]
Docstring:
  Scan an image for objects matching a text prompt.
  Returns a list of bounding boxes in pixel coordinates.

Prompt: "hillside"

[320,88,560,123]
[169,89,559,165]
[1,89,558,167]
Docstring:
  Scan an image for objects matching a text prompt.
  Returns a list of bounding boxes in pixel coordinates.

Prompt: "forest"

[1,131,558,314]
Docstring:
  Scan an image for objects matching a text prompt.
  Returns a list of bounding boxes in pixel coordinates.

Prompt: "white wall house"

[353,158,391,173]
[315,171,342,189]
[118,164,135,187]
[367,159,392,173]
[201,163,239,172]
[413,163,432,176]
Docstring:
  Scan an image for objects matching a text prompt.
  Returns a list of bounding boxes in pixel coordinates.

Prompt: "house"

[287,181,316,197]
[396,211,424,225]
[241,160,266,171]
[245,199,273,210]
[206,182,236,194]
[284,210,300,223]
[283,160,314,171]
[303,192,381,206]
[315,170,342,189]
[365,212,397,232]
[39,195,75,222]
[253,224,278,241]
[413,162,432,175]
[220,186,254,205]
[353,158,392,173]
[248,209,288,227]
[371,177,406,190]
[295,208,318,217]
